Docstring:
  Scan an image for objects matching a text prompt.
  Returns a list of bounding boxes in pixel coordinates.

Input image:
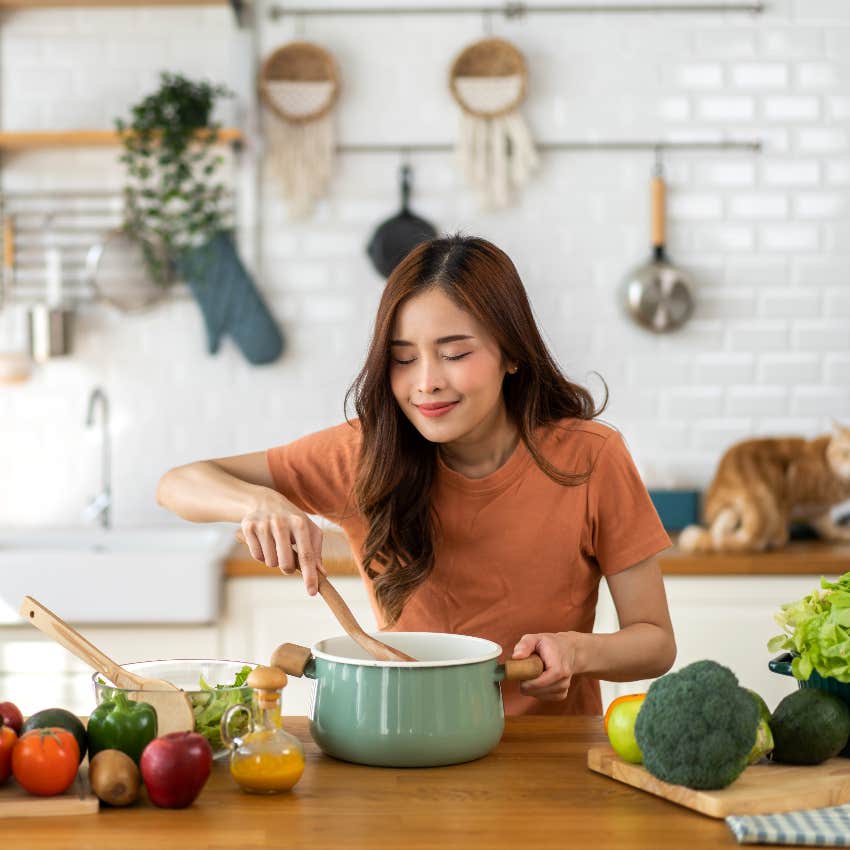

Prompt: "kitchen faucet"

[84,386,111,529]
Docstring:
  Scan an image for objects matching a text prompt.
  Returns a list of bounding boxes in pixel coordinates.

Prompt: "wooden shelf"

[0,128,243,151]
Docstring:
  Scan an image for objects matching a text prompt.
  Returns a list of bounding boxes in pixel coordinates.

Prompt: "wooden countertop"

[2,716,739,849]
[225,532,850,578]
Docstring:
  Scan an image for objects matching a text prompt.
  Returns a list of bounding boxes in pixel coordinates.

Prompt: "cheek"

[389,368,407,403]
[455,360,503,396]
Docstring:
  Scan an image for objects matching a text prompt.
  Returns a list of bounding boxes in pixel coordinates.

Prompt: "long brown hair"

[344,234,606,625]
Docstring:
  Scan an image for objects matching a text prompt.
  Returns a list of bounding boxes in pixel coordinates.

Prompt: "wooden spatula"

[313,570,416,662]
[236,530,415,662]
[19,596,195,735]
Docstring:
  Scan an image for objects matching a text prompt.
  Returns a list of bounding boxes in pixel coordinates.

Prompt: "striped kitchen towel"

[726,805,850,845]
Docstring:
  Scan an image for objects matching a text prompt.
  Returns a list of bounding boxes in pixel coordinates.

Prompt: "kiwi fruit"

[89,749,140,807]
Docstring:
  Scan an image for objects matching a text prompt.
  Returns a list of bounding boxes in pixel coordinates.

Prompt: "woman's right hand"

[238,501,325,596]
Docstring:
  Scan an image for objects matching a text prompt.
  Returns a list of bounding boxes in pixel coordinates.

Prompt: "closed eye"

[391,353,471,365]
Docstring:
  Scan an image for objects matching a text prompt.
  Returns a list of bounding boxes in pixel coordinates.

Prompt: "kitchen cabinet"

[595,575,832,710]
[0,624,219,716]
[0,572,831,717]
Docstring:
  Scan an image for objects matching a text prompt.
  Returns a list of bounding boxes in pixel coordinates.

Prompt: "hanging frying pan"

[620,158,695,333]
[366,165,438,279]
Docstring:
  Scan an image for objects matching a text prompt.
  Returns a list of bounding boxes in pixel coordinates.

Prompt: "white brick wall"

[1,1,849,525]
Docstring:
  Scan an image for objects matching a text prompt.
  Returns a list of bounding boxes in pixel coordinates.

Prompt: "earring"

[508,366,518,374]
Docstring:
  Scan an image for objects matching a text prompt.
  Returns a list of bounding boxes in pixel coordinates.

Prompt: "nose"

[415,355,446,394]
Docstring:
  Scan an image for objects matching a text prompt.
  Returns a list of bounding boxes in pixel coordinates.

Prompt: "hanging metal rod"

[334,139,762,153]
[269,2,763,20]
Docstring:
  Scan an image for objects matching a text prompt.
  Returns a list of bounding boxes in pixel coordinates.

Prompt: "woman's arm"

[156,452,281,523]
[156,452,325,595]
[512,556,676,701]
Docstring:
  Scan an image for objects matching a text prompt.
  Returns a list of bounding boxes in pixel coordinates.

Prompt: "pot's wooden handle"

[19,595,139,688]
[271,642,313,677]
[651,175,666,249]
[502,654,544,682]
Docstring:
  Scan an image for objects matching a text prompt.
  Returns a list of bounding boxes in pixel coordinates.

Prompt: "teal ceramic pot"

[279,632,540,768]
[769,652,850,756]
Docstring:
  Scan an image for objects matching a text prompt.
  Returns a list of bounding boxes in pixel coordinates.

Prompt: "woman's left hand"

[511,632,579,702]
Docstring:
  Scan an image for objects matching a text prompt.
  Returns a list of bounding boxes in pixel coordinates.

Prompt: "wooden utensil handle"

[502,654,544,682]
[19,596,140,688]
[651,175,666,249]
[316,575,417,662]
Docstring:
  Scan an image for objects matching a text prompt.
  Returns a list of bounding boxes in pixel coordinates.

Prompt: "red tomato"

[12,727,79,796]
[0,725,17,785]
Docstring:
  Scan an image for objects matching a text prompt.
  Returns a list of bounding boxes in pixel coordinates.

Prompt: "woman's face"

[388,287,512,445]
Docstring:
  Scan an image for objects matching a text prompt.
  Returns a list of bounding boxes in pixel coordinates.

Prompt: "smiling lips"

[416,401,460,418]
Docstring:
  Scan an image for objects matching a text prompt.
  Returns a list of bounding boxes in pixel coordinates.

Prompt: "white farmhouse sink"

[0,526,232,625]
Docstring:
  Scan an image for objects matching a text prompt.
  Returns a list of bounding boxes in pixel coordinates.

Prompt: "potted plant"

[116,72,284,364]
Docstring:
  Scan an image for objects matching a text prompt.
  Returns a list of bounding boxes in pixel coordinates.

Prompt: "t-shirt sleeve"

[265,421,361,523]
[586,431,671,576]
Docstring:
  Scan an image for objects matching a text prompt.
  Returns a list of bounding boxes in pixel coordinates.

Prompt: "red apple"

[0,702,23,735]
[140,732,213,809]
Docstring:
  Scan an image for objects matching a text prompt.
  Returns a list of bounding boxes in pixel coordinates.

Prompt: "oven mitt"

[177,231,284,365]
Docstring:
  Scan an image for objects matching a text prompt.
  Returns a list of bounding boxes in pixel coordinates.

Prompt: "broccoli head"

[633,659,759,790]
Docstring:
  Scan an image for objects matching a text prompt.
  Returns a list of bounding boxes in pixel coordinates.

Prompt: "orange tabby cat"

[679,422,850,553]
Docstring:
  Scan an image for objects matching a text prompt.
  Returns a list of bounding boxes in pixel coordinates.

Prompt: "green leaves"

[190,665,253,751]
[768,572,850,683]
[115,71,234,287]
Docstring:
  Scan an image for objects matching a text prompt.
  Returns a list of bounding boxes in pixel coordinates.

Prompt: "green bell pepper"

[87,691,158,765]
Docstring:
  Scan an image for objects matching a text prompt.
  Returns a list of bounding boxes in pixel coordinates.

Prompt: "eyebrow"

[390,334,475,347]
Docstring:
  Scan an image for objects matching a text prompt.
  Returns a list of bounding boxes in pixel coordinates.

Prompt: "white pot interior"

[311,632,502,667]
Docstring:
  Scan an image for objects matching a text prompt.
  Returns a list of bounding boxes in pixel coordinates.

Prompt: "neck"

[438,405,520,479]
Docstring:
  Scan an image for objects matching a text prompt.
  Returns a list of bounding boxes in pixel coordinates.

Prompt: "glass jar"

[220,666,305,794]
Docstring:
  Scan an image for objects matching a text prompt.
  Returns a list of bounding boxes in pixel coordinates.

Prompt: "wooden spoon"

[313,570,416,662]
[236,530,415,662]
[19,596,195,735]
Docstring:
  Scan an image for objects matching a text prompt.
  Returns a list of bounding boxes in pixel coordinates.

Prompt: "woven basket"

[259,41,340,124]
[449,37,528,119]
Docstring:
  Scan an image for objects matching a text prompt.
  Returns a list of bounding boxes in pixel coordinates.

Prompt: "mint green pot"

[279,632,541,768]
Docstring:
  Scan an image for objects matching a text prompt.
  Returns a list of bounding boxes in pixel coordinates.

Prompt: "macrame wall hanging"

[259,41,341,219]
[449,37,540,211]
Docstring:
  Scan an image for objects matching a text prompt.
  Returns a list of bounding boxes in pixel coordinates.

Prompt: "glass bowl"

[92,658,256,760]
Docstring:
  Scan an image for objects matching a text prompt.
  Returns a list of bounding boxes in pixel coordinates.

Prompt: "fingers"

[289,515,324,597]
[512,635,538,660]
[514,632,573,700]
[241,518,267,564]
[270,518,297,576]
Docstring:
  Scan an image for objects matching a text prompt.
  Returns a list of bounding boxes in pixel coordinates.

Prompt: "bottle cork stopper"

[247,665,287,709]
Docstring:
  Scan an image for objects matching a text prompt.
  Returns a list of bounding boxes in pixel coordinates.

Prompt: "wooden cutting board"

[587,746,850,818]
[0,768,98,818]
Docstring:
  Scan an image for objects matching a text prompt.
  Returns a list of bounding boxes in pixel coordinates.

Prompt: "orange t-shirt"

[266,417,671,717]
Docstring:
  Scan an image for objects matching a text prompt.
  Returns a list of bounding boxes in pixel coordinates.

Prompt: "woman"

[157,234,676,716]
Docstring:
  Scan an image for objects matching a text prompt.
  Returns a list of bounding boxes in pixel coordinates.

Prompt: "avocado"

[21,707,87,764]
[770,688,850,765]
